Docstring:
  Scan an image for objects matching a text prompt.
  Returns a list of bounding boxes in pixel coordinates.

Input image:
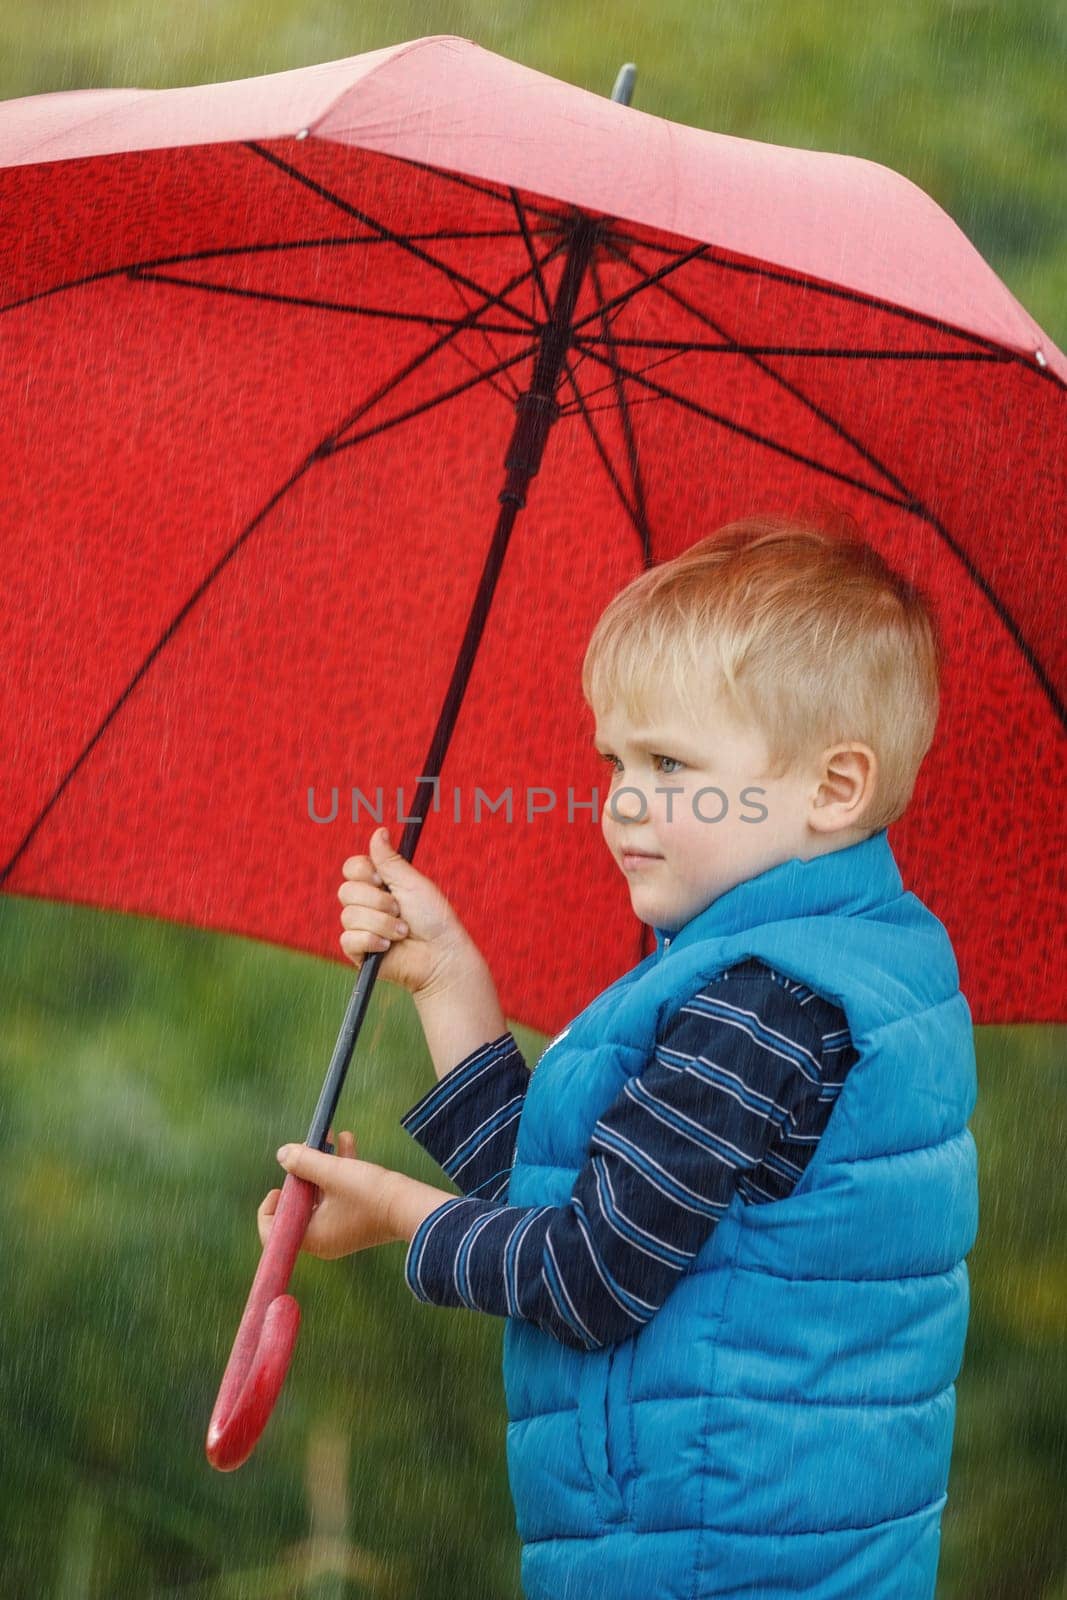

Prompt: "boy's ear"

[810,744,877,832]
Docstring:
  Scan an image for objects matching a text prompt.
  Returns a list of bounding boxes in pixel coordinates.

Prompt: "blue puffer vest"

[504,828,979,1600]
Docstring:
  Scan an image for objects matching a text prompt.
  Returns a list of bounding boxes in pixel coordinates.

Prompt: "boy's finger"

[341,855,384,885]
[257,1188,281,1245]
[339,881,399,911]
[276,1142,342,1189]
[367,826,422,888]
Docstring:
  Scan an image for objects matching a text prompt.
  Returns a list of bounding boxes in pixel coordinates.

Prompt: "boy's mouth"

[620,848,664,871]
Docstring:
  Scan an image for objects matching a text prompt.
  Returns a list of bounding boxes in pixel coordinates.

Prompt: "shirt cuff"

[399,1032,529,1197]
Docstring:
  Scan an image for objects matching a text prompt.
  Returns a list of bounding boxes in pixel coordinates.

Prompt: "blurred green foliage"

[0,895,545,1599]
[1,2,1065,1595]
[1,893,1065,1598]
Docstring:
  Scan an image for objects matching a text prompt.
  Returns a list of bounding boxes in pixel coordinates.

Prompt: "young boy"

[262,516,979,1600]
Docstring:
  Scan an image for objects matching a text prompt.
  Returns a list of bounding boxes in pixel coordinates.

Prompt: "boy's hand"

[258,1129,456,1256]
[338,826,479,999]
[258,1130,400,1259]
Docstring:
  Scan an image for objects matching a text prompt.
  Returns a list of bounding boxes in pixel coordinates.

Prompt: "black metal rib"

[0,230,549,319]
[332,340,538,452]
[0,240,561,885]
[558,390,662,419]
[509,189,554,320]
[572,335,909,509]
[558,339,693,412]
[607,229,1063,385]
[245,143,538,332]
[573,335,1011,363]
[614,245,1066,728]
[436,279,525,401]
[560,354,648,561]
[128,268,533,336]
[589,256,652,558]
[606,236,908,503]
[327,235,571,447]
[387,152,567,223]
[569,240,712,333]
[564,272,633,394]
[437,231,528,402]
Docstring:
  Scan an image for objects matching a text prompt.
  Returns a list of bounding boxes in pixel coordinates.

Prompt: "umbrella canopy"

[1,34,1064,1030]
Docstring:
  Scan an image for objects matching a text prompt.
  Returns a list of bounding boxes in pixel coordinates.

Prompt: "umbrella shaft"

[306,212,603,1153]
[503,215,600,506]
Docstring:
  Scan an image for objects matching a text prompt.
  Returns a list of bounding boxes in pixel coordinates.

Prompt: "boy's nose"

[610,786,648,821]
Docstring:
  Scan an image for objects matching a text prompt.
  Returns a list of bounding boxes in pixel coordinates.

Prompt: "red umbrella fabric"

[1,32,1064,1037]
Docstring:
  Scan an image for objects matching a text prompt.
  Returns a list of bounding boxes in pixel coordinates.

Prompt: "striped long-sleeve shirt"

[399,956,858,1351]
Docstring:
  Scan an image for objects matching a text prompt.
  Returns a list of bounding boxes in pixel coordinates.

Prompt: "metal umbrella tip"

[611,63,637,105]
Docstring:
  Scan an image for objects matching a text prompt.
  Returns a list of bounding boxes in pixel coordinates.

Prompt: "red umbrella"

[2,36,1064,1466]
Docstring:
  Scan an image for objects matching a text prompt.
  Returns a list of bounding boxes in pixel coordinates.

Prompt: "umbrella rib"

[593,244,1067,729]
[571,335,914,510]
[606,239,911,503]
[621,261,1067,728]
[141,227,549,249]
[618,245,988,511]
[332,341,540,453]
[387,152,567,222]
[0,345,542,889]
[574,334,1012,363]
[0,229,548,319]
[565,287,633,391]
[0,244,564,887]
[326,233,571,445]
[560,355,650,564]
[588,255,652,554]
[608,230,716,257]
[568,241,712,334]
[0,452,321,889]
[607,229,1058,374]
[127,268,530,337]
[434,275,525,401]
[438,250,526,401]
[509,189,554,321]
[558,329,692,409]
[559,391,663,418]
[244,142,539,332]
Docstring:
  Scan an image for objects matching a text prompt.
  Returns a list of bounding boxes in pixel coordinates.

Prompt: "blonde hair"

[581,512,944,835]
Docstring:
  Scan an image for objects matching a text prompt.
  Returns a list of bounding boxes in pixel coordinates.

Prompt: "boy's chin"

[628,894,677,932]
[630,884,723,932]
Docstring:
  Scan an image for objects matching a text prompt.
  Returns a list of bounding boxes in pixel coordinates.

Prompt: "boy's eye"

[598,752,684,776]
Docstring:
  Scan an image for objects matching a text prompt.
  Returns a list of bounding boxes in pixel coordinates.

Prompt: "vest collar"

[652,827,902,957]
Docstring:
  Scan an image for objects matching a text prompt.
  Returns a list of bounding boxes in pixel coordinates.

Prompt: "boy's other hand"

[257,1129,400,1258]
[338,826,478,999]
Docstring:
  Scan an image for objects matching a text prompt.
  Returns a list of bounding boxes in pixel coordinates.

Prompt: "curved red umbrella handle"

[203,942,393,1474]
[205,1171,317,1471]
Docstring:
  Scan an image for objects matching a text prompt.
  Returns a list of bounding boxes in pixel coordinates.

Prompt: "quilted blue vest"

[503,827,979,1600]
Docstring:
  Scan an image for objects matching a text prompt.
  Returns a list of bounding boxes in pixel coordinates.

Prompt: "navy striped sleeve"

[403,961,854,1350]
[399,1033,529,1199]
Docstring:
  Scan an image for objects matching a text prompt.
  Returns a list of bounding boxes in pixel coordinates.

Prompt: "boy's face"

[593,689,829,934]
